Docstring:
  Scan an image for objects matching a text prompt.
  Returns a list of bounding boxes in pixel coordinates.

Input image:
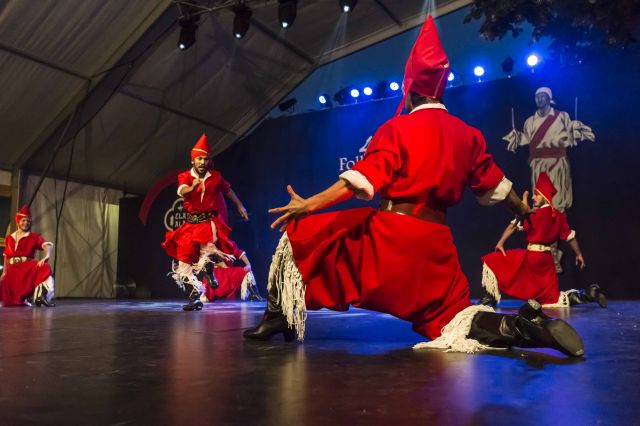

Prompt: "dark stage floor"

[1,300,639,425]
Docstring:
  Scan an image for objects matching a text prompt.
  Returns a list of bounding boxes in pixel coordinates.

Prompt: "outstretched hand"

[575,254,586,269]
[268,185,310,232]
[518,191,533,226]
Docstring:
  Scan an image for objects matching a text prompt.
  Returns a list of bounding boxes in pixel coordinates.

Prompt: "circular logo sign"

[164,198,187,231]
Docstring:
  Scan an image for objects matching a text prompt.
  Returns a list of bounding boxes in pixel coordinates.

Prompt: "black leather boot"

[587,284,607,308]
[247,281,265,302]
[203,261,219,289]
[477,290,497,307]
[34,286,56,307]
[468,300,585,357]
[242,284,294,341]
[182,282,203,311]
[567,284,607,308]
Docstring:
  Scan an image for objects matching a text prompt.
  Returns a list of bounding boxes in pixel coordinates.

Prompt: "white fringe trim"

[33,276,55,303]
[240,271,256,300]
[413,305,499,354]
[269,232,306,341]
[542,289,577,308]
[168,261,204,293]
[481,263,502,303]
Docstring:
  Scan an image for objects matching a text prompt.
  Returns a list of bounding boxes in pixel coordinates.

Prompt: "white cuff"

[339,170,374,201]
[42,242,54,249]
[177,184,189,197]
[565,230,576,241]
[477,177,512,206]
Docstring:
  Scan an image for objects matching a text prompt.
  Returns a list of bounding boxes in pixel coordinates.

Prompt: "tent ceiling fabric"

[2,0,469,194]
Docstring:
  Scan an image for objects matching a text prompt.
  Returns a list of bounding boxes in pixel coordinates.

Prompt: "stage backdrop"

[119,61,640,299]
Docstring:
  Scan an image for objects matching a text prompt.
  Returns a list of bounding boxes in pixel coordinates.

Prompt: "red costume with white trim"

[275,17,512,340]
[161,135,244,265]
[1,206,54,307]
[482,173,576,305]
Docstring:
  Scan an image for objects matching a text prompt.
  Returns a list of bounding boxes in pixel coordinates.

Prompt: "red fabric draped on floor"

[202,266,247,301]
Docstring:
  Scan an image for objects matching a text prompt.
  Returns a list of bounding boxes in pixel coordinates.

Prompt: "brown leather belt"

[378,199,446,225]
[9,256,32,264]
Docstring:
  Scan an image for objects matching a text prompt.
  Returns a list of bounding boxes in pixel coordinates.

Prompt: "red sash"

[528,111,565,163]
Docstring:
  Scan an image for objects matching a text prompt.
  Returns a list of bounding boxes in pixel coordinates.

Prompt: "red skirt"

[482,249,560,304]
[1,260,52,307]
[162,217,233,264]
[287,207,471,339]
[202,266,248,301]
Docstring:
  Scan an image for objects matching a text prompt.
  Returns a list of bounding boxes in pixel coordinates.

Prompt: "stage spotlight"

[501,56,514,76]
[363,86,373,96]
[339,0,358,13]
[527,54,540,67]
[278,98,297,112]
[178,23,197,50]
[318,94,332,108]
[350,88,360,98]
[279,0,297,29]
[371,80,390,99]
[473,66,485,77]
[448,72,455,82]
[389,81,400,91]
[178,3,200,50]
[233,4,252,39]
[334,87,356,105]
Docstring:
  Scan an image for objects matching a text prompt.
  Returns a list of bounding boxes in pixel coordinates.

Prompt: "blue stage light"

[363,86,373,96]
[389,81,399,91]
[319,95,327,104]
[527,54,539,67]
[448,72,455,82]
[350,89,360,98]
[473,66,485,77]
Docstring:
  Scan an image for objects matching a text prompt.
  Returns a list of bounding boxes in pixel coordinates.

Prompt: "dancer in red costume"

[479,172,606,308]
[1,205,55,307]
[243,17,585,357]
[162,134,259,310]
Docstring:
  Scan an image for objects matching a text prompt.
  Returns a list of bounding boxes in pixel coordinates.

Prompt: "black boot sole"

[182,302,203,311]
[242,318,295,342]
[242,329,295,342]
[545,319,585,357]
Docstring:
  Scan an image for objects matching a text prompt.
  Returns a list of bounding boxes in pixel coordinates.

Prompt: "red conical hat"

[396,15,450,115]
[535,172,557,207]
[191,133,211,160]
[15,204,31,224]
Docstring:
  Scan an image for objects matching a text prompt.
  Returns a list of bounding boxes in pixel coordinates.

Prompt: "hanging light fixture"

[278,0,297,29]
[233,4,252,39]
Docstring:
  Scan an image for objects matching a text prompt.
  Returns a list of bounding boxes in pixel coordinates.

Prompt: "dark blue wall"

[120,60,640,299]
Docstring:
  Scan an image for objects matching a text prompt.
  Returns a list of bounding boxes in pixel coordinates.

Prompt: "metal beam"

[250,17,316,66]
[119,89,237,136]
[0,42,91,82]
[374,0,402,27]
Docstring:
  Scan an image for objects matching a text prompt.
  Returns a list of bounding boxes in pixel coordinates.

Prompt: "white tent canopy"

[1,0,469,194]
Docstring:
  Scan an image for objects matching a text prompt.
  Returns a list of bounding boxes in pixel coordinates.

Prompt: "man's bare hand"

[269,185,310,232]
[238,205,249,221]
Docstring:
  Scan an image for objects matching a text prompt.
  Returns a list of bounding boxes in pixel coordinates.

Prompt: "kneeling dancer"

[243,17,584,357]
